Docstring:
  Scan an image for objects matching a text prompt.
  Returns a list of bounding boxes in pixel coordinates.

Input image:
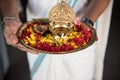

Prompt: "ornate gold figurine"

[49,0,75,37]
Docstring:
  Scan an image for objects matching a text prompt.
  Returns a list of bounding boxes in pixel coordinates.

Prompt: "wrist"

[81,17,94,26]
[2,16,21,25]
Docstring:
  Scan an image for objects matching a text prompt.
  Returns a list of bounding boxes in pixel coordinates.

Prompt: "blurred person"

[0,8,9,80]
[0,0,113,80]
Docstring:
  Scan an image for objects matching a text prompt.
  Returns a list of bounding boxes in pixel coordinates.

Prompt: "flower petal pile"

[18,20,92,53]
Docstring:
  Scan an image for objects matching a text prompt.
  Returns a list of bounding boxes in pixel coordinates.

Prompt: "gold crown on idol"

[49,0,75,36]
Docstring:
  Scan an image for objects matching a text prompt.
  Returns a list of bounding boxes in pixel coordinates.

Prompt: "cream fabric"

[94,1,114,80]
[25,0,113,80]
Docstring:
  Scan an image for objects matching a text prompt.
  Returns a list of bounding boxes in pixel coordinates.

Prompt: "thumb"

[11,21,22,34]
[74,17,80,25]
[10,35,18,44]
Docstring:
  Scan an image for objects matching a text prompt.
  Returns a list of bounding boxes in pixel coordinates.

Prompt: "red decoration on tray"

[18,20,93,53]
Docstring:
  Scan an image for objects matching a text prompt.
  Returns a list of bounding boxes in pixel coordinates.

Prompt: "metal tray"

[17,18,97,54]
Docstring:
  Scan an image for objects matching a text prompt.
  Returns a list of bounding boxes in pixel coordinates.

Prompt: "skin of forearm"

[0,0,19,18]
[82,0,110,22]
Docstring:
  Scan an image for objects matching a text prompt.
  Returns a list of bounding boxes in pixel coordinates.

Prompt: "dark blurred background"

[103,0,120,80]
[0,0,120,80]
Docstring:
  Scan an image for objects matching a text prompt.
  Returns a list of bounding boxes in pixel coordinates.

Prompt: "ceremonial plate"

[17,18,97,54]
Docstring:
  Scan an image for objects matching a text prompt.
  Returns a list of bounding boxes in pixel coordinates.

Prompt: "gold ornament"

[49,0,75,37]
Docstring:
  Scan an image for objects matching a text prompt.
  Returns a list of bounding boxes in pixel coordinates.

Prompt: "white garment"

[29,44,96,80]
[27,0,87,20]
[25,0,112,80]
[94,1,114,80]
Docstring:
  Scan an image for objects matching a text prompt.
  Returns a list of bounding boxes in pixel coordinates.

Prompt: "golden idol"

[49,0,75,37]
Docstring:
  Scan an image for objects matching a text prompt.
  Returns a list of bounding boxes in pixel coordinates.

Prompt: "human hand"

[3,17,38,54]
[74,17,81,25]
[75,17,98,41]
[75,17,94,26]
